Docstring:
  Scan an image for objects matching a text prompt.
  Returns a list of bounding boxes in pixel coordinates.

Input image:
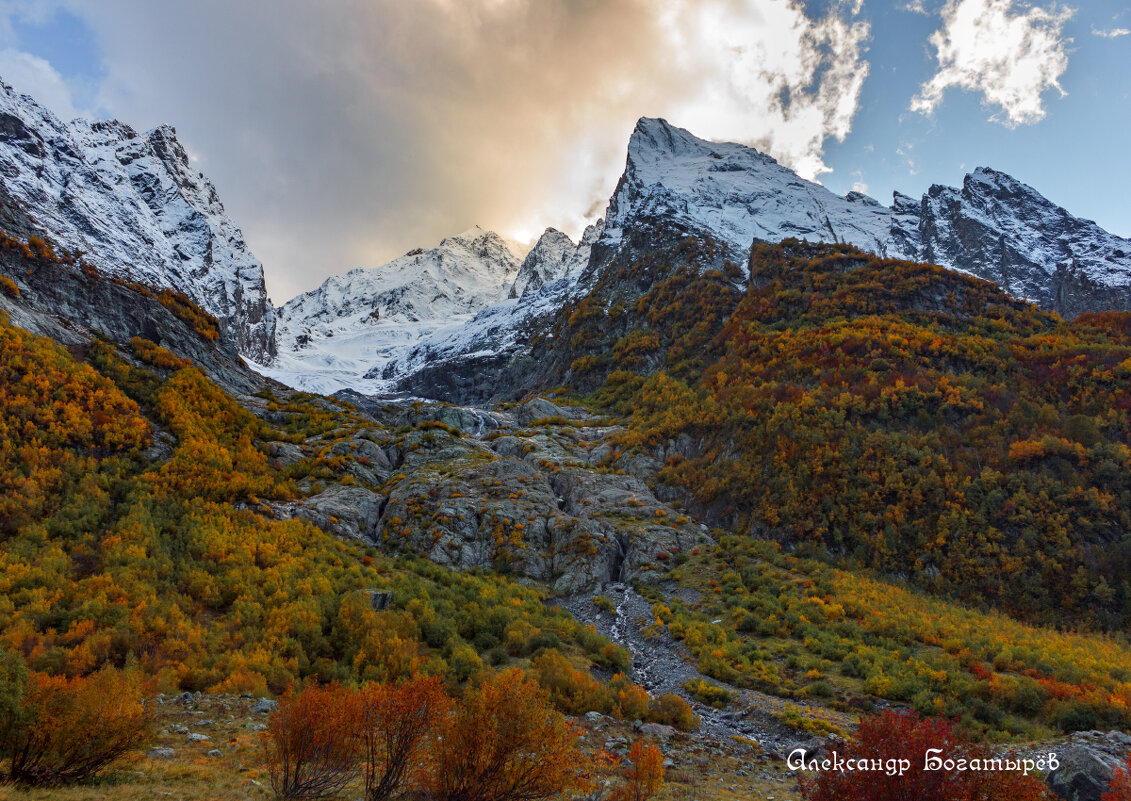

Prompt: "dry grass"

[0,694,801,801]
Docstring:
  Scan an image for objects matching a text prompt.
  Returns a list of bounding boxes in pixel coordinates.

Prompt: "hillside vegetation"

[562,239,1131,631]
[0,311,632,695]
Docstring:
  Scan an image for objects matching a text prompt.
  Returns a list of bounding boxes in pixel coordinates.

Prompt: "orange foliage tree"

[612,739,665,801]
[265,682,361,800]
[358,675,449,801]
[427,668,594,801]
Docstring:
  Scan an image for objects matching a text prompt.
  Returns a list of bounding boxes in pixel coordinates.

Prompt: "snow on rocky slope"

[892,167,1131,317]
[0,78,276,362]
[262,226,530,394]
[363,221,603,396]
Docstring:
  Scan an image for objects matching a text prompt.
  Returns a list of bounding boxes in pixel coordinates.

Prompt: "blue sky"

[819,0,1131,237]
[0,1,1127,300]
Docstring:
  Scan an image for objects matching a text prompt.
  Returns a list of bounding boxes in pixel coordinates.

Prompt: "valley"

[0,74,1129,800]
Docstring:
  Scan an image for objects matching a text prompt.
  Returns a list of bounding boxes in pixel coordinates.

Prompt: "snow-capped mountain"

[263,226,527,394]
[267,116,1131,399]
[598,118,1131,316]
[598,117,897,263]
[891,167,1131,318]
[0,78,276,362]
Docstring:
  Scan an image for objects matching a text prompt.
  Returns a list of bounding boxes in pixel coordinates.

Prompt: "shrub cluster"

[0,651,151,786]
[265,669,625,801]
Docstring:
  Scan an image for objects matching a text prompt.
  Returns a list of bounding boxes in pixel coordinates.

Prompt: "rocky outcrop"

[264,394,708,593]
[1047,730,1131,801]
[891,168,1131,318]
[378,414,702,593]
[0,187,264,396]
[0,79,276,362]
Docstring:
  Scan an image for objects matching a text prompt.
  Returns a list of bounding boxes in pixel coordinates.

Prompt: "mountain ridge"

[3,71,1129,398]
[383,118,1131,402]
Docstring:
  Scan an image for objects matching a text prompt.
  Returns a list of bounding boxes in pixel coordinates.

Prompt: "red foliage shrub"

[265,682,361,800]
[1104,754,1131,801]
[427,668,594,801]
[358,675,448,801]
[0,664,152,786]
[799,711,1053,801]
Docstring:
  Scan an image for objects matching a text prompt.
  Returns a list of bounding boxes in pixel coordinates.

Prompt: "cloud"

[911,0,1073,127]
[902,1,930,13]
[1,0,871,302]
[0,47,80,120]
[658,0,871,181]
[1092,26,1130,39]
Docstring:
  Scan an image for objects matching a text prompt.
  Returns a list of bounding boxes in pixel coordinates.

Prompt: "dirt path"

[554,582,854,754]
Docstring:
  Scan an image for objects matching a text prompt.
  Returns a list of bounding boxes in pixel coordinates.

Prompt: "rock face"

[0,78,276,362]
[1047,730,1131,801]
[892,168,1131,318]
[265,396,708,593]
[0,183,264,396]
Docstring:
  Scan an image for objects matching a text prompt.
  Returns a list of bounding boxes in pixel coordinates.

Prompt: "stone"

[273,485,385,542]
[206,749,222,758]
[147,747,175,759]
[359,589,392,611]
[515,398,570,426]
[639,723,677,738]
[1048,736,1130,801]
[187,733,210,743]
[251,697,277,714]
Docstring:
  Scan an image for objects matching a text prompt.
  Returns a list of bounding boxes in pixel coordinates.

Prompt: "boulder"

[357,588,392,611]
[639,723,677,738]
[274,485,385,542]
[1048,732,1131,801]
[251,697,277,714]
[515,398,590,426]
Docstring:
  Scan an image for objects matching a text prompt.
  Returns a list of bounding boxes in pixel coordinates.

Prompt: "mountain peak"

[440,226,528,263]
[509,227,589,299]
[629,117,697,155]
[604,116,891,260]
[0,73,276,361]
